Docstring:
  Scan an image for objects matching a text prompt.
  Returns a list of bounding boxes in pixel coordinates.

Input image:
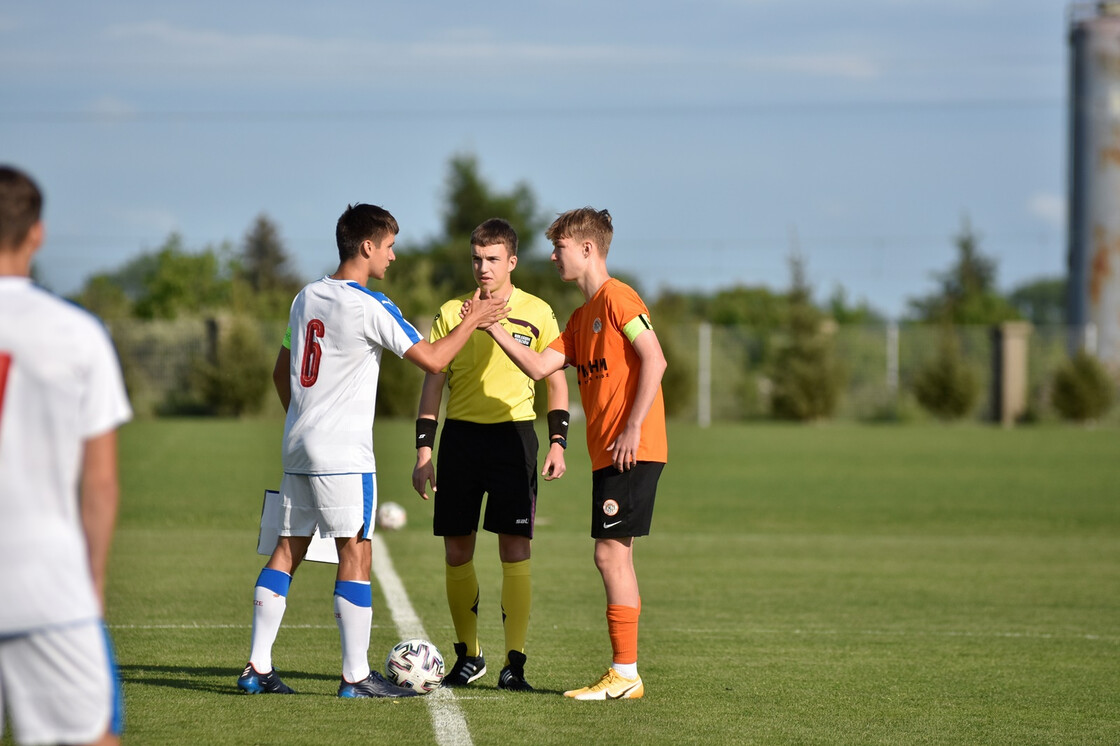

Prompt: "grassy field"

[11,418,1118,745]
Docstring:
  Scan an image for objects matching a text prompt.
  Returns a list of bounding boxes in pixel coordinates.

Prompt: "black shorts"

[433,419,538,538]
[591,462,664,539]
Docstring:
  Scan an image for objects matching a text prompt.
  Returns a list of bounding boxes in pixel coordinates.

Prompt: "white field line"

[370,534,472,746]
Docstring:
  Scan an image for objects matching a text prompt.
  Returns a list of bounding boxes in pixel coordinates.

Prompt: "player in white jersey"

[0,166,132,746]
[238,203,508,699]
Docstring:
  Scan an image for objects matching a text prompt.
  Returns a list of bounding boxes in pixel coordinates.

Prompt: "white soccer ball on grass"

[385,639,445,694]
[376,501,407,531]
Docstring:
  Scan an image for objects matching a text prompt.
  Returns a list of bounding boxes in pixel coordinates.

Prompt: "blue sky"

[1,1,1065,318]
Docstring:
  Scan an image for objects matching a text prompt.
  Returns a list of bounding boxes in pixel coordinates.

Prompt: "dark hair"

[335,203,399,262]
[546,207,613,256]
[0,165,43,250]
[470,218,519,257]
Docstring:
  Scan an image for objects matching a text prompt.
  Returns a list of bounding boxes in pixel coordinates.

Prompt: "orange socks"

[606,602,641,665]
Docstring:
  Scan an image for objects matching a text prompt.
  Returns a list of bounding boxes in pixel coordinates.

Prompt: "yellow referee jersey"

[430,287,561,423]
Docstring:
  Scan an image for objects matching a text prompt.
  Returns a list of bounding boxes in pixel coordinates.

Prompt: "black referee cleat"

[442,642,486,686]
[497,651,534,692]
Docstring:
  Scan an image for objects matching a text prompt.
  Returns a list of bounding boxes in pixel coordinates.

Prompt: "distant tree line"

[66,153,1107,422]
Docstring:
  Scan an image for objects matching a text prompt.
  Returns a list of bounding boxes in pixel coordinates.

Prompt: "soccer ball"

[376,501,407,531]
[385,639,445,694]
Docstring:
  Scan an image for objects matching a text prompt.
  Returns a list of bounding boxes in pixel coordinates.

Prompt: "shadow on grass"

[121,664,573,699]
[457,683,569,697]
[119,664,337,695]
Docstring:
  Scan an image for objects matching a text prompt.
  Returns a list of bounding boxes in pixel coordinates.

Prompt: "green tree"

[232,215,304,320]
[132,235,234,320]
[1050,349,1115,421]
[72,234,234,320]
[192,317,272,417]
[769,255,844,421]
[827,285,884,325]
[907,218,1020,325]
[375,153,560,416]
[70,274,133,320]
[239,214,302,293]
[388,153,551,298]
[1009,277,1065,326]
[912,327,979,420]
[703,286,787,330]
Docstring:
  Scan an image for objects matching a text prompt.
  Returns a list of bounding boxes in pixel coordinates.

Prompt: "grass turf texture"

[9,419,1116,745]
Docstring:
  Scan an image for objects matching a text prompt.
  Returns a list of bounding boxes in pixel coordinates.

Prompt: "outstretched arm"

[607,329,666,472]
[405,289,508,374]
[486,323,568,381]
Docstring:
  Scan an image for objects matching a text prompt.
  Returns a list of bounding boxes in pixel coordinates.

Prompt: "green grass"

[12,419,1118,745]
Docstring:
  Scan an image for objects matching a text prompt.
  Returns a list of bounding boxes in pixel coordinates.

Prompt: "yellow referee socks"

[446,560,481,657]
[501,559,532,664]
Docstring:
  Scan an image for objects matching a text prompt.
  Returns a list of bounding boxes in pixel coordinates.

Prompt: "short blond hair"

[546,207,613,256]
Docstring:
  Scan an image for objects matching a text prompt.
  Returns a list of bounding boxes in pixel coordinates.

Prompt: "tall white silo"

[1068,2,1120,366]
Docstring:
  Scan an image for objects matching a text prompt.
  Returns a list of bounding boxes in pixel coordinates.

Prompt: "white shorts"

[0,620,122,746]
[279,472,377,539]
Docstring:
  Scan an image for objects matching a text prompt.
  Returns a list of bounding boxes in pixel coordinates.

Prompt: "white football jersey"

[0,277,132,633]
[282,277,421,475]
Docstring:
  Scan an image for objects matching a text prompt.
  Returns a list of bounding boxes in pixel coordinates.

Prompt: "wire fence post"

[698,321,711,428]
[886,320,899,393]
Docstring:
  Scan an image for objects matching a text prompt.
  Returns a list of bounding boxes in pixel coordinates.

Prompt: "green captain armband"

[622,313,653,343]
[282,326,292,350]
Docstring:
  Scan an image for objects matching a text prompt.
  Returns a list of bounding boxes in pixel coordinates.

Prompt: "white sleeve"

[365,292,423,358]
[80,321,133,439]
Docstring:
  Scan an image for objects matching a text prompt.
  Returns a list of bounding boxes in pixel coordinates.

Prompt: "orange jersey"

[549,278,667,471]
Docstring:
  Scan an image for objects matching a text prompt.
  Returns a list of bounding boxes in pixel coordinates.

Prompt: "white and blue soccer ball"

[376,501,407,531]
[385,639,445,694]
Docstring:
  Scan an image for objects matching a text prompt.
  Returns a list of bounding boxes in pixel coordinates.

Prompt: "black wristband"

[547,409,570,441]
[415,418,438,449]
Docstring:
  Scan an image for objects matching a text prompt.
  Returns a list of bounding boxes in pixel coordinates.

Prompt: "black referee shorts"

[433,419,538,538]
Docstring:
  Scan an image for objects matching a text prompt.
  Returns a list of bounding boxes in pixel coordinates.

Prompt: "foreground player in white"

[238,203,508,699]
[0,165,133,744]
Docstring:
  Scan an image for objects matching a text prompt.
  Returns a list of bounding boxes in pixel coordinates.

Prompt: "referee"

[412,218,568,692]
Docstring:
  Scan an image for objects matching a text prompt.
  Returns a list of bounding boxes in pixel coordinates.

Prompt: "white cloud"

[98,19,878,83]
[1029,192,1065,226]
[104,20,339,66]
[119,207,181,237]
[86,96,138,120]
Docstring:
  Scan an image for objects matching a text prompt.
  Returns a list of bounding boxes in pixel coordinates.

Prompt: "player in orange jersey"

[479,207,666,700]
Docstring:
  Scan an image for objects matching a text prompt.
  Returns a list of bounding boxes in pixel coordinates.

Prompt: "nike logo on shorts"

[602,520,622,529]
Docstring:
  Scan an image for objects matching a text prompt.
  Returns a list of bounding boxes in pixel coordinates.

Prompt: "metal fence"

[661,322,1116,424]
[107,317,1117,423]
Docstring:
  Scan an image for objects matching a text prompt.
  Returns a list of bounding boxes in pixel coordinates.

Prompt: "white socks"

[334,580,373,683]
[612,662,639,679]
[248,572,291,673]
